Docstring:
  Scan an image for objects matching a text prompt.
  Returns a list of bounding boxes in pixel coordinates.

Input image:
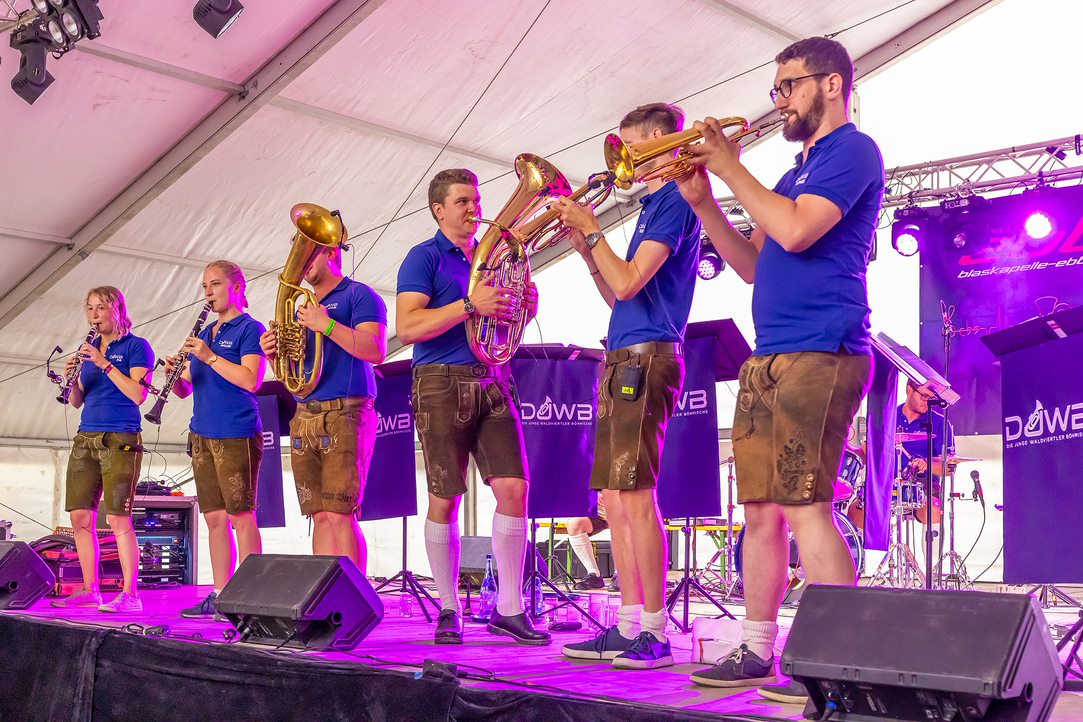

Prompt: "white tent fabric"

[0,0,984,444]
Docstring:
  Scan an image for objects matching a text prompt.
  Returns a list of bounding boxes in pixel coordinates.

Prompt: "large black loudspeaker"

[783,586,1061,721]
[0,541,56,609]
[216,554,383,650]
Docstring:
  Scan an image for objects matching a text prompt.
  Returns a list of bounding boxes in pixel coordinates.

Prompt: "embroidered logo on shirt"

[638,223,646,234]
[795,172,810,186]
[217,339,234,349]
[108,353,124,363]
[325,302,339,310]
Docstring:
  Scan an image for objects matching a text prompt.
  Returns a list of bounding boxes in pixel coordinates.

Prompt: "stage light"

[9,21,55,105]
[193,0,244,38]
[891,206,928,257]
[1024,211,1054,240]
[951,230,969,249]
[697,237,725,280]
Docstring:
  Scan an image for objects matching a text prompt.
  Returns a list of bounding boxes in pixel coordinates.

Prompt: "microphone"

[970,469,985,506]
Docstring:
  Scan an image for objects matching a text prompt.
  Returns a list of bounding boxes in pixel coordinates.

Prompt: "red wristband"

[102,363,114,375]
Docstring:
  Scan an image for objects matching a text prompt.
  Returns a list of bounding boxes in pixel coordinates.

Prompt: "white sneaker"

[50,586,102,608]
[98,591,143,613]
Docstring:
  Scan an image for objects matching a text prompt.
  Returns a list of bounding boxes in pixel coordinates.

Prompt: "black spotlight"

[10,20,55,105]
[697,237,725,280]
[193,0,244,38]
[35,0,103,54]
[890,206,928,257]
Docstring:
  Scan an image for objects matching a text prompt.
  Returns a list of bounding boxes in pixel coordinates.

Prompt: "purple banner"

[364,368,418,521]
[1002,333,1083,583]
[920,186,1083,434]
[255,395,285,527]
[511,355,599,519]
[657,337,722,519]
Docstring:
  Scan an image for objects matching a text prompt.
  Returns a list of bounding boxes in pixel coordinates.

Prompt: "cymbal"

[929,455,982,465]
[895,431,928,442]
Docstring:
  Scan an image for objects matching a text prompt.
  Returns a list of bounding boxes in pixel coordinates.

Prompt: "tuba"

[271,203,348,398]
[467,154,615,366]
[604,116,785,187]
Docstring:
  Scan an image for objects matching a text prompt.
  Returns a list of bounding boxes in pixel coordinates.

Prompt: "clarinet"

[143,302,214,425]
[52,326,100,405]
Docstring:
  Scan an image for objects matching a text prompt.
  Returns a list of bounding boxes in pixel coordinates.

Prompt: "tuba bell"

[604,116,785,187]
[467,154,616,366]
[271,203,348,398]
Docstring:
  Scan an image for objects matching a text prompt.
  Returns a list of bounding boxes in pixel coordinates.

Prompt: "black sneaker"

[573,573,605,591]
[612,631,674,669]
[689,644,777,688]
[561,625,635,660]
[180,592,218,619]
[758,678,810,704]
[607,573,620,592]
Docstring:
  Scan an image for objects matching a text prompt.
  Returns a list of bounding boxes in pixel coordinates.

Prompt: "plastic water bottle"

[479,554,498,621]
[532,577,544,617]
[398,592,414,618]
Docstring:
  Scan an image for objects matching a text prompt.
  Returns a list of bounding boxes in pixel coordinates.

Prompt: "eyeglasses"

[769,73,829,103]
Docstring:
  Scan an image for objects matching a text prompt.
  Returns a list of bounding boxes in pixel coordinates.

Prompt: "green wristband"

[323,319,336,337]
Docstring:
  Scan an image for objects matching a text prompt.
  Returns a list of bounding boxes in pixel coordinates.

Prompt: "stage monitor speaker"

[782,585,1061,721]
[0,541,56,610]
[217,554,383,650]
[459,536,547,584]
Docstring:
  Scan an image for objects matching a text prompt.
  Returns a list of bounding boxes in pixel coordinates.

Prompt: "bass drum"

[735,510,865,583]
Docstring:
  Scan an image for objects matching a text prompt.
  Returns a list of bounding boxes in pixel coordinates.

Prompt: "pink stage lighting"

[1024,211,1054,240]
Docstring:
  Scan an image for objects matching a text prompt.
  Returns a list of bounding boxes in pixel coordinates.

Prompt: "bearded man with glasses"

[676,36,885,704]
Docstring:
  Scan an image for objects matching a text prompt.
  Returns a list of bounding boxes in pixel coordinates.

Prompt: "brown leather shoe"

[486,611,551,645]
[435,609,463,644]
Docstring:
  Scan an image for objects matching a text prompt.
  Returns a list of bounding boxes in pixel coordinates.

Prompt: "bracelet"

[323,319,336,337]
[102,363,114,375]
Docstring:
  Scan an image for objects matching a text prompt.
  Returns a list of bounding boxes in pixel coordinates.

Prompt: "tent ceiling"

[0,0,994,443]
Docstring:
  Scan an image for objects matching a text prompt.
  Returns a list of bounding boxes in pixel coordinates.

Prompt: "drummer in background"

[897,381,955,479]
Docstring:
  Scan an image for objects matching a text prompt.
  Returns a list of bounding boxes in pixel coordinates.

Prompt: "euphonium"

[604,116,785,187]
[466,154,616,366]
[271,203,348,398]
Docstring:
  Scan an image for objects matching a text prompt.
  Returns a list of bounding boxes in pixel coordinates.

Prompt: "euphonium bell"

[604,116,785,187]
[272,202,348,398]
[466,154,617,366]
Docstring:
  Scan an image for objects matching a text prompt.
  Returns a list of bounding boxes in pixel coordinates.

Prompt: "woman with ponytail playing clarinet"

[167,261,267,620]
[51,286,154,613]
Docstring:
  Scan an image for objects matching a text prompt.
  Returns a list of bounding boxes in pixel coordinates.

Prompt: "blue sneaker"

[690,644,777,688]
[612,631,673,669]
[561,625,635,660]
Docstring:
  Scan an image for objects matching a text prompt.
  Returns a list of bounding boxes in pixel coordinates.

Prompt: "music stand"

[661,321,748,631]
[870,333,960,589]
[511,344,605,630]
[368,360,440,622]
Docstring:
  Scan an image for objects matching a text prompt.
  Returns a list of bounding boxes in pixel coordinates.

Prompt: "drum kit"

[701,431,983,600]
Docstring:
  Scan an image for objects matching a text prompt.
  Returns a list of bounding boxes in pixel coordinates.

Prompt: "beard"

[782,88,826,143]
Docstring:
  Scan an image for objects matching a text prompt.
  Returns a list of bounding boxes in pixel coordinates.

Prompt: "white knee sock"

[741,619,779,660]
[424,519,461,613]
[641,608,668,643]
[568,533,601,576]
[491,512,527,616]
[618,603,642,639]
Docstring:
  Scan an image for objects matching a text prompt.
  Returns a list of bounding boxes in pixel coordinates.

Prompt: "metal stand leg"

[1058,610,1083,691]
[521,519,604,630]
[936,467,972,590]
[1028,584,1083,609]
[373,517,441,622]
[665,517,735,633]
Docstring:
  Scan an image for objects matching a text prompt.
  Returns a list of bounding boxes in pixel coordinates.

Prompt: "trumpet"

[604,116,785,187]
[48,325,100,405]
[143,301,214,425]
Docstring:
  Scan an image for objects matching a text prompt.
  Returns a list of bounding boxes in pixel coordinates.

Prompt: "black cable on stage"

[0,500,54,532]
[958,497,987,571]
[971,544,1003,583]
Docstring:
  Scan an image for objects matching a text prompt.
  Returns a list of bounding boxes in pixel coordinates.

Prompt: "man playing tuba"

[260,243,387,573]
[396,168,548,646]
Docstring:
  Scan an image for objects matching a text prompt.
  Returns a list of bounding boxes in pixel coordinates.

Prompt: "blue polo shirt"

[752,123,884,355]
[79,333,155,433]
[397,230,478,366]
[303,277,387,402]
[607,181,701,351]
[189,313,266,438]
[897,406,955,463]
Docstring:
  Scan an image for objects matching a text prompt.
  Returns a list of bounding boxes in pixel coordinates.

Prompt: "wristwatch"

[463,296,476,315]
[584,232,604,250]
[207,354,219,365]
